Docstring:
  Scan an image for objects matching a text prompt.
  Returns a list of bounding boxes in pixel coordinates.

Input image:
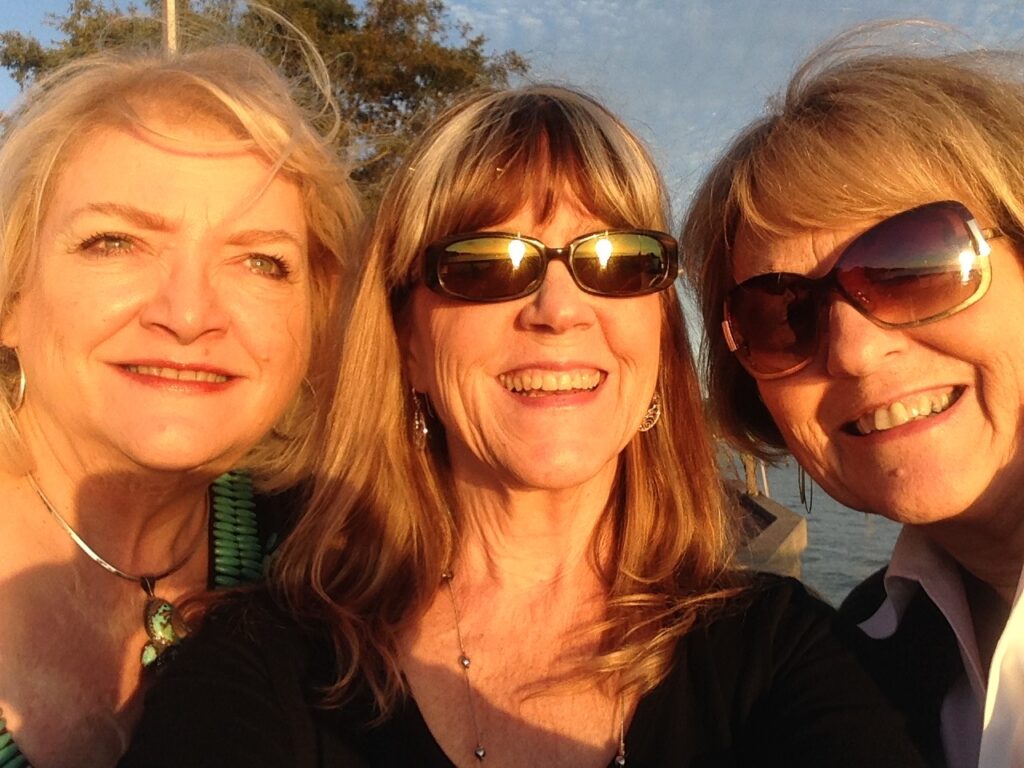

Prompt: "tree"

[0,0,528,204]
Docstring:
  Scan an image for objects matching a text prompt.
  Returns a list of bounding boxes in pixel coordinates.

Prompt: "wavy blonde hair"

[275,85,740,714]
[0,37,362,487]
[682,27,1024,456]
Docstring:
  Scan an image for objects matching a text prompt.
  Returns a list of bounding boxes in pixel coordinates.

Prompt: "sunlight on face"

[1,119,313,474]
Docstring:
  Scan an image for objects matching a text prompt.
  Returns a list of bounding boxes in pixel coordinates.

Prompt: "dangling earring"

[412,389,429,450]
[10,349,25,412]
[638,392,661,432]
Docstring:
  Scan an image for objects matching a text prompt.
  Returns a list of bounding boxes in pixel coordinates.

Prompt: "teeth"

[498,369,602,394]
[855,389,958,435]
[126,365,229,383]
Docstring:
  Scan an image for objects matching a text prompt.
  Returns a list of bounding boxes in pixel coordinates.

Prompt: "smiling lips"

[498,368,603,396]
[123,364,230,384]
[851,386,962,435]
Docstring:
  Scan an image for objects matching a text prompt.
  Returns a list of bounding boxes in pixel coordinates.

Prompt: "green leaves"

[0,0,528,206]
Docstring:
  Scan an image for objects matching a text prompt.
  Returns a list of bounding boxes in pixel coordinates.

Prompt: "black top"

[121,576,925,768]
[840,567,965,768]
[0,474,298,768]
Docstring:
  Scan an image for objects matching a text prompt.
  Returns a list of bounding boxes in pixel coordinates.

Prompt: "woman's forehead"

[729,220,865,283]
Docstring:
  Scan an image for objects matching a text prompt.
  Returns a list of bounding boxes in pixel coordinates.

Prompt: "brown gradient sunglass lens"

[434,236,545,300]
[569,232,675,296]
[425,230,678,301]
[834,202,990,325]
[726,274,821,376]
[724,201,998,378]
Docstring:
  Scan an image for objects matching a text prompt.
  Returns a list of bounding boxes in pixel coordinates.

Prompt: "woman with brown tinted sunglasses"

[123,85,922,767]
[684,28,1024,768]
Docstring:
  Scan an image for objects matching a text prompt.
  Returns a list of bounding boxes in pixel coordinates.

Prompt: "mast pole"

[163,0,178,54]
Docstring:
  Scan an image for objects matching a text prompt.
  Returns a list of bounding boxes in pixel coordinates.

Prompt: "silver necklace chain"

[26,473,204,596]
[440,570,627,766]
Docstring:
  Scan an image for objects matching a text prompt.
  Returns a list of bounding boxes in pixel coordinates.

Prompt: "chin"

[119,435,246,476]
[508,453,619,492]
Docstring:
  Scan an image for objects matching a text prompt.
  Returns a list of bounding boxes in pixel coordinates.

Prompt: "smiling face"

[731,209,1024,526]
[0,119,312,475]
[405,198,663,495]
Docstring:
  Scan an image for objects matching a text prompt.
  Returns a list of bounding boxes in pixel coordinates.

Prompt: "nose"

[518,261,596,333]
[139,253,230,344]
[824,298,908,378]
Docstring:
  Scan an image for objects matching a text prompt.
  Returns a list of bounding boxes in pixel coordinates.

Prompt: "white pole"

[163,0,178,54]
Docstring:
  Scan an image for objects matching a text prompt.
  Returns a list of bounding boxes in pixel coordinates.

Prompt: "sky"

[4,0,1022,337]
[3,0,1023,221]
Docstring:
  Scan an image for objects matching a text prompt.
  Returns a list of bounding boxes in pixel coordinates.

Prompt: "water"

[737,458,902,607]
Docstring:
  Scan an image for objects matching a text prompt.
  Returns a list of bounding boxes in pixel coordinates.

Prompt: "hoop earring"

[638,392,661,433]
[412,389,429,450]
[11,350,25,412]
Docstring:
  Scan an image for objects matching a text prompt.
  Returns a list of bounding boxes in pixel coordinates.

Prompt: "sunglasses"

[423,229,679,302]
[723,200,1004,379]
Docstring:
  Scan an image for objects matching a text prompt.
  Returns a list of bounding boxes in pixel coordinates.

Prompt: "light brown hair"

[682,28,1024,455]
[275,85,740,714]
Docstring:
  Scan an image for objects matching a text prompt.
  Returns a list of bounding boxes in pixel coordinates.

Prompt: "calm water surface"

[736,458,902,607]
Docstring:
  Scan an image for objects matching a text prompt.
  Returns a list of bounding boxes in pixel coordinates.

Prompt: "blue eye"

[245,254,291,279]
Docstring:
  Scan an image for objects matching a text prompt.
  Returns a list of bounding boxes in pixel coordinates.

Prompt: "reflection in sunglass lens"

[436,236,544,300]
[836,204,985,325]
[729,274,821,375]
[726,201,995,378]
[430,230,675,300]
[572,233,671,296]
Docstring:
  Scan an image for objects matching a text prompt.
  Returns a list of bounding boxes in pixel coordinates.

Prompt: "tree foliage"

[0,0,528,204]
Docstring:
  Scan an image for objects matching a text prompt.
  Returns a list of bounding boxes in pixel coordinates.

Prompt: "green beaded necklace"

[0,471,268,768]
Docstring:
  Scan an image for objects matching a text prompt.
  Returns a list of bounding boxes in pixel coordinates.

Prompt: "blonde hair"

[682,29,1024,455]
[275,85,740,714]
[0,40,362,487]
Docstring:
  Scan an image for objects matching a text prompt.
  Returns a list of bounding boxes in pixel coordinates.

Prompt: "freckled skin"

[405,199,662,497]
[731,217,1024,529]
[1,122,313,476]
[0,118,316,768]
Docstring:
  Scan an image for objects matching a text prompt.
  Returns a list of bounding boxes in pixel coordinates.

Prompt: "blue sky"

[3,0,1024,219]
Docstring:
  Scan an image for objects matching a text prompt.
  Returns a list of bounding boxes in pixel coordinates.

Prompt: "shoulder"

[696,572,840,646]
[633,574,925,766]
[838,566,888,623]
[672,573,865,704]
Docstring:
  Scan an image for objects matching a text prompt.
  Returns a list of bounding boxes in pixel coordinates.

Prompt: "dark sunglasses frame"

[423,228,679,302]
[722,200,1004,380]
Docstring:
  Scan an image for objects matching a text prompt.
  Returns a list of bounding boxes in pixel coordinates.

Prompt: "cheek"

[281,297,313,372]
[610,298,662,374]
[757,381,832,469]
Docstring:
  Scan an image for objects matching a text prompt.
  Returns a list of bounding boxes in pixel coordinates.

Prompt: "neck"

[22,462,211,577]
[921,515,1024,605]
[18,423,216,577]
[452,468,616,592]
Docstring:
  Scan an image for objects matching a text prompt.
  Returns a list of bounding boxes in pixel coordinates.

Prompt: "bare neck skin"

[0,426,215,767]
[453,476,615,592]
[922,488,1024,607]
[16,397,218,573]
[399,459,627,768]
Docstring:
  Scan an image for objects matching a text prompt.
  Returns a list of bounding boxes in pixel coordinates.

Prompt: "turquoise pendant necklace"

[26,473,205,670]
[5,472,265,767]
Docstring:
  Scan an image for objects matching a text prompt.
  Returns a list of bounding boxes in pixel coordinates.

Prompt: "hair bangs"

[728,102,965,246]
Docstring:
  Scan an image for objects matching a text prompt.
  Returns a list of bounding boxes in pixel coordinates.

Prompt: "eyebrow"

[227,228,305,250]
[69,204,304,249]
[73,202,172,231]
